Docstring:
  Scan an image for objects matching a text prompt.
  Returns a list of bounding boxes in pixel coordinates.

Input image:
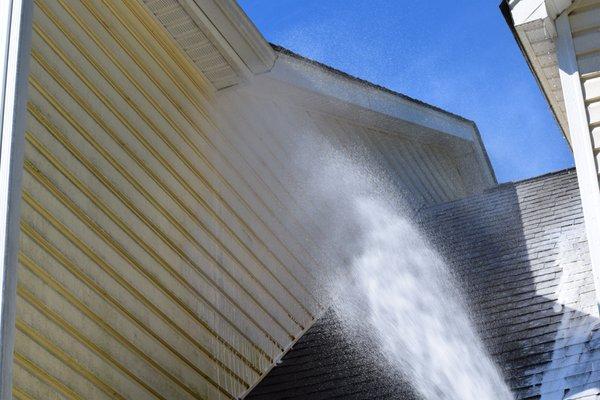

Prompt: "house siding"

[14,1,494,399]
[571,2,600,177]
[19,0,307,397]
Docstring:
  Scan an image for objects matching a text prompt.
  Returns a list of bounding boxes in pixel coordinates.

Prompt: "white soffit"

[507,0,574,141]
[142,0,275,90]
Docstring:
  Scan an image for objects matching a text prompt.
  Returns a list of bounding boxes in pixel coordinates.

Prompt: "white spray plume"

[333,197,513,400]
[287,130,512,399]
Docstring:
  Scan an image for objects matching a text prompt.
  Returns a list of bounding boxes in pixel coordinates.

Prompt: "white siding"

[571,2,600,177]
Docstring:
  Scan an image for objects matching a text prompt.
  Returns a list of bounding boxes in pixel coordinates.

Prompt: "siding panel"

[571,2,600,181]
[17,0,322,398]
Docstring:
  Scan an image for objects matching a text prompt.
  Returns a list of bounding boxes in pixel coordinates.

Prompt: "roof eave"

[501,0,573,145]
[262,47,498,186]
[142,0,276,90]
[190,0,276,74]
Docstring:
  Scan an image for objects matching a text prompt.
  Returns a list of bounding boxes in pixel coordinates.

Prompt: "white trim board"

[257,51,497,187]
[556,12,600,312]
[191,0,275,74]
[267,52,478,143]
[507,0,574,142]
[509,0,573,24]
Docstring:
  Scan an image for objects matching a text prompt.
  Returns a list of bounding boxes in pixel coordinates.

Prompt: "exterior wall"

[554,1,600,314]
[572,2,600,175]
[0,0,32,398]
[20,0,294,397]
[14,1,494,399]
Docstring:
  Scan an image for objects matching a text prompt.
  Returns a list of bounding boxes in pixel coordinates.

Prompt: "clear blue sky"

[237,0,574,183]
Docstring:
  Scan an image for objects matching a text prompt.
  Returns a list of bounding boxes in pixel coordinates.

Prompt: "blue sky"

[237,0,575,183]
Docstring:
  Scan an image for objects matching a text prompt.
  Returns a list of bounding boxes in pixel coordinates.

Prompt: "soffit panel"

[141,0,276,90]
[142,0,240,89]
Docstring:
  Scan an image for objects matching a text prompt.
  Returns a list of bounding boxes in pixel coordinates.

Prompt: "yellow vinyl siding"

[17,0,321,398]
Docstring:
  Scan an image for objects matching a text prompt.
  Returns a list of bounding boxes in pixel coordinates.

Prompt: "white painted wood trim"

[556,13,600,313]
[0,0,32,397]
[509,0,573,24]
[268,53,476,142]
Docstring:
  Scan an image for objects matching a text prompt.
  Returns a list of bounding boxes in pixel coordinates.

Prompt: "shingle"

[246,309,416,399]
[246,168,598,399]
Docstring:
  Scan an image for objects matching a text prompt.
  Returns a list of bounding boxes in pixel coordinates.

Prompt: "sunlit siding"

[17,0,322,398]
[571,2,600,181]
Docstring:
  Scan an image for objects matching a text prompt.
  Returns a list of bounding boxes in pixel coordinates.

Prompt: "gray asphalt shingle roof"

[246,168,599,400]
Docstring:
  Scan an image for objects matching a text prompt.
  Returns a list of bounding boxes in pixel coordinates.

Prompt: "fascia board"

[510,0,550,24]
[509,0,572,25]
[261,53,497,186]
[267,53,476,142]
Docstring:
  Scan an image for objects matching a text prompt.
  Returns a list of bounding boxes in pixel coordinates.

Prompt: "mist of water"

[288,133,513,400]
[333,197,513,400]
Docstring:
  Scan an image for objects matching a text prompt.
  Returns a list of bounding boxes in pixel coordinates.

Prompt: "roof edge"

[238,311,325,399]
[500,0,571,145]
[419,167,576,216]
[270,43,475,126]
[268,43,497,187]
[488,166,575,191]
[195,0,276,74]
[470,123,498,185]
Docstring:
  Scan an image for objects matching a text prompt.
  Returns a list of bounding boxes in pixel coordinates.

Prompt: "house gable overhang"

[260,48,497,187]
[142,1,498,187]
[502,0,574,143]
[141,0,276,90]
